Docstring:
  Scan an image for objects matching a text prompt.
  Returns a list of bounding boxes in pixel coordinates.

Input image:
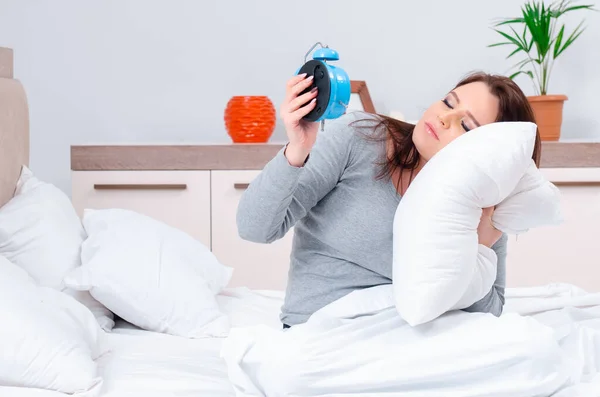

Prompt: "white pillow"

[0,255,103,395]
[393,121,562,326]
[493,160,563,234]
[64,208,233,338]
[0,166,114,331]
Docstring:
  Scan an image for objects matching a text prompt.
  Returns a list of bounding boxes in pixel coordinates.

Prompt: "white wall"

[0,0,598,193]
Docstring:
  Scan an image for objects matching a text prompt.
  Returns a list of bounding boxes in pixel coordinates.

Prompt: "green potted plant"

[488,0,596,141]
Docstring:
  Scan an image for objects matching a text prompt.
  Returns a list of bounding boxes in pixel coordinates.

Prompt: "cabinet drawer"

[506,169,600,292]
[211,170,293,290]
[71,171,211,248]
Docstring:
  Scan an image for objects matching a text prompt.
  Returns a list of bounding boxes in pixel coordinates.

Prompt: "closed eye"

[442,98,471,132]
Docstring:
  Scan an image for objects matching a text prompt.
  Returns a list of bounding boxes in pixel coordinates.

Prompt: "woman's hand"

[280,73,320,167]
[478,207,502,248]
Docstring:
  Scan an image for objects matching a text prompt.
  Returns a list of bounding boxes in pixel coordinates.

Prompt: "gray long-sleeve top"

[236,112,507,327]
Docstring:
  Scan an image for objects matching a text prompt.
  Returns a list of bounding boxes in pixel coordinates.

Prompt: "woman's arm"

[462,233,507,316]
[236,114,357,244]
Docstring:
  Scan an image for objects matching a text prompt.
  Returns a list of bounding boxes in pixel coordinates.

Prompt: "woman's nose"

[438,115,448,128]
[438,109,463,128]
[438,114,451,129]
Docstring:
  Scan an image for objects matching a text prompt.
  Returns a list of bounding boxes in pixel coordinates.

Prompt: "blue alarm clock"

[295,42,351,123]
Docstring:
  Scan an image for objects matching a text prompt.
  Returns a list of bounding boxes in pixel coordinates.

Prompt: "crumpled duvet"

[221,283,600,397]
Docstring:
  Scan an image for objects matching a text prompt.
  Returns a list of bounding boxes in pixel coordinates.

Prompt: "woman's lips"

[425,122,440,141]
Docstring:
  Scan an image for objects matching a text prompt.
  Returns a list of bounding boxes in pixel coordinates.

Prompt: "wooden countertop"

[71,142,600,171]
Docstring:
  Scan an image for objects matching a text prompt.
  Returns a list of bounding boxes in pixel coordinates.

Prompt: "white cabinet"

[506,168,600,292]
[71,170,212,248]
[210,170,294,290]
[70,164,600,293]
[71,169,293,291]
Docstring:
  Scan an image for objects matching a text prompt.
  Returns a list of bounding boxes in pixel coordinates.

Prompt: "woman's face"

[412,82,500,161]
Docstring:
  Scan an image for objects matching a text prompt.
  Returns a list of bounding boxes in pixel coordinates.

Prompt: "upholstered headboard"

[0,47,29,208]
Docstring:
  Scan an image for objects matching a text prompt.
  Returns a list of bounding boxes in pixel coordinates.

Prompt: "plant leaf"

[493,17,526,26]
[487,0,595,93]
[553,24,565,58]
[509,26,528,49]
[563,5,596,12]
[509,70,535,80]
[515,57,538,69]
[522,3,540,53]
[493,28,525,50]
[555,4,596,17]
[506,48,523,59]
[555,20,586,57]
[522,23,530,52]
[507,47,524,59]
[523,1,552,60]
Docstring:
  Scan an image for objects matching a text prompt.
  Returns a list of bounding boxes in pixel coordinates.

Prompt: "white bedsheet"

[222,283,600,397]
[505,285,600,397]
[0,287,284,397]
[1,284,599,397]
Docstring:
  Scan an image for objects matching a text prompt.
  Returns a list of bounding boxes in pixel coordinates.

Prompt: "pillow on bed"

[393,121,562,326]
[0,255,103,395]
[64,208,233,338]
[0,166,115,331]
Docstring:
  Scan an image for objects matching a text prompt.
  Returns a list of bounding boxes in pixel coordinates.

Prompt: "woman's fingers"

[287,73,307,89]
[291,75,314,96]
[289,98,317,121]
[286,75,314,101]
[281,74,318,123]
[283,75,305,104]
[288,88,318,113]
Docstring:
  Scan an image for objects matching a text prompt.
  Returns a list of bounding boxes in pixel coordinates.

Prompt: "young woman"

[236,71,541,329]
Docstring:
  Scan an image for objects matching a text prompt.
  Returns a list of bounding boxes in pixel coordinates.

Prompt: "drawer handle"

[234,183,250,190]
[94,183,188,190]
[553,181,600,187]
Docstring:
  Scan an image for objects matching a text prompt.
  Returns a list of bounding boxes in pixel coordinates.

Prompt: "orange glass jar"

[224,96,276,143]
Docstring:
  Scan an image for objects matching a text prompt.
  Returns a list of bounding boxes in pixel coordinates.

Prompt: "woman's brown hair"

[356,71,542,181]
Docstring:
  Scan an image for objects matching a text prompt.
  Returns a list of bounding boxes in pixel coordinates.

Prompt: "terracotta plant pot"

[527,95,568,141]
[224,96,276,143]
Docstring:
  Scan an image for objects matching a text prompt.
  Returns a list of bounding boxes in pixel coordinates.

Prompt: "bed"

[0,55,284,397]
[1,50,600,397]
